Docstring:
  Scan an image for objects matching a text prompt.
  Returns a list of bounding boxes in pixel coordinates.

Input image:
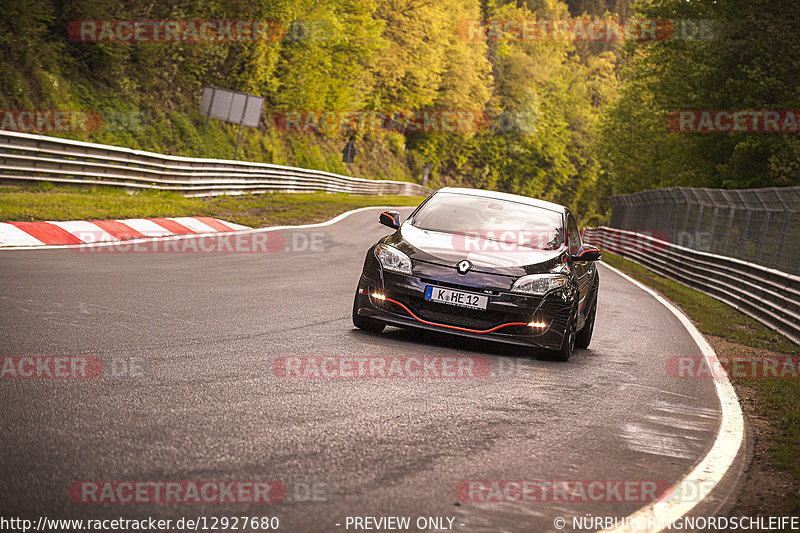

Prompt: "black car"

[352,187,601,361]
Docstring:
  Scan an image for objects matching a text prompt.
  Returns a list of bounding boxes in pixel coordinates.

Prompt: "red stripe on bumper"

[382,297,527,334]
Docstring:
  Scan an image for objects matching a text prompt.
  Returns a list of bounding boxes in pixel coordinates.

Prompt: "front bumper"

[354,255,575,351]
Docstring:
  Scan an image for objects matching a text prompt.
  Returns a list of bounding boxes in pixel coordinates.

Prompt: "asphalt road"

[0,207,724,532]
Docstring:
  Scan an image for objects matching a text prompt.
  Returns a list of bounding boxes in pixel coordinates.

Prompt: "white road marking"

[599,262,744,533]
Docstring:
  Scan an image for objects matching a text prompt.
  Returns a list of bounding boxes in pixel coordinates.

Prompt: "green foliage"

[598,0,800,200]
[415,0,618,221]
[1,0,625,221]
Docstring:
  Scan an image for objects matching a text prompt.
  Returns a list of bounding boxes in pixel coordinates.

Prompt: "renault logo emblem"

[456,260,471,275]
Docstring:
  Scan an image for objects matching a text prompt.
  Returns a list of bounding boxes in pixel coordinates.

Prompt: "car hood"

[386,224,566,277]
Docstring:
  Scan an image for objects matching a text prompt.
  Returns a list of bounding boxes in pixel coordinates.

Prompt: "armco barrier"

[0,130,430,197]
[583,226,800,345]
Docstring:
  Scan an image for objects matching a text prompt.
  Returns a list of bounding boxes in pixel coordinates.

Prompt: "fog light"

[528,321,547,328]
[371,293,386,300]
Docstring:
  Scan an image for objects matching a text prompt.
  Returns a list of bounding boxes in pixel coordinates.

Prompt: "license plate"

[425,285,488,310]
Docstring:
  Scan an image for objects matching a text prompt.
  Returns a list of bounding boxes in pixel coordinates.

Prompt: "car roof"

[435,187,567,214]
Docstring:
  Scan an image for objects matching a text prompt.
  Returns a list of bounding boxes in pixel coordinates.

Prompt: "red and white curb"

[0,217,250,248]
[0,206,409,251]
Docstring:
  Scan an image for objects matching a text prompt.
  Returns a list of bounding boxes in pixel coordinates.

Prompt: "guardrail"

[0,130,430,197]
[583,226,800,345]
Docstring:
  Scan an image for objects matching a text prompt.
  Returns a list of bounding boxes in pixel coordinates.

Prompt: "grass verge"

[602,251,800,516]
[0,183,426,227]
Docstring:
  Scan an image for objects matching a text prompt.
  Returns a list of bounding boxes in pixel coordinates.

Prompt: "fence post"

[708,200,719,253]
[776,212,790,269]
[679,188,693,238]
[737,210,752,259]
[753,190,771,263]
[774,189,792,269]
[720,190,737,256]
[669,188,682,244]
[735,191,752,259]
[693,191,705,250]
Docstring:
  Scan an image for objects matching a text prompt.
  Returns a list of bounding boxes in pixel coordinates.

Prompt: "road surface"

[0,207,733,532]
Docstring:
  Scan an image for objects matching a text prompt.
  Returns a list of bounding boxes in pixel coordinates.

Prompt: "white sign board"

[200,86,264,128]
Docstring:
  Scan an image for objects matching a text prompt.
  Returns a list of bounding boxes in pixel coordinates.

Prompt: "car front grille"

[406,298,526,332]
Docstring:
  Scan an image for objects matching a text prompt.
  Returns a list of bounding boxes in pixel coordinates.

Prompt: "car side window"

[567,215,581,255]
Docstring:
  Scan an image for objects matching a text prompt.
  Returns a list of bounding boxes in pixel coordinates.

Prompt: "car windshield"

[410,192,564,250]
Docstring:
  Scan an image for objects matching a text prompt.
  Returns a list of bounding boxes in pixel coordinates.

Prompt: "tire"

[575,286,598,350]
[551,305,577,361]
[352,291,385,333]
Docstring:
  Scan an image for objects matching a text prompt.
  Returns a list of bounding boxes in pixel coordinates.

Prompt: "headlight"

[510,274,567,295]
[374,243,412,275]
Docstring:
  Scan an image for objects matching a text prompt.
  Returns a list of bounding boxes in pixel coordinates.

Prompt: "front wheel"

[575,288,598,349]
[352,291,385,333]
[551,307,577,361]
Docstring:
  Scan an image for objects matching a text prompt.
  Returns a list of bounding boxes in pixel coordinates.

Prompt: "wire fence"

[609,186,800,274]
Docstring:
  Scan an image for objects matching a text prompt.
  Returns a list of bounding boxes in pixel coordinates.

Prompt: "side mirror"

[379,211,401,229]
[572,244,601,262]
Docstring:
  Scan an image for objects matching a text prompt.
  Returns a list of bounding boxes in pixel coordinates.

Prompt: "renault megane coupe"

[352,187,601,361]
